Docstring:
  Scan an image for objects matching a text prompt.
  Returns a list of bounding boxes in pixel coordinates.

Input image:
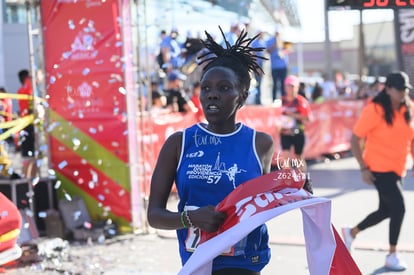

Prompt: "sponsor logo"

[63,30,98,61]
[185,151,204,158]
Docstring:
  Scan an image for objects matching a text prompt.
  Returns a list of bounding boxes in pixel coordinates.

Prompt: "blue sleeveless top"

[175,123,270,272]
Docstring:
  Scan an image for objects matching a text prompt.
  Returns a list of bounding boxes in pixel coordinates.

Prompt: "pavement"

[4,151,414,274]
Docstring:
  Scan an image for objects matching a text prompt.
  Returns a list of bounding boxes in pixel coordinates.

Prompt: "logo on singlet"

[185,152,246,189]
[185,151,204,158]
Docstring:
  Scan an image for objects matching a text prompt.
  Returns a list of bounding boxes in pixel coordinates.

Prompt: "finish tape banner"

[179,170,361,275]
[40,0,135,229]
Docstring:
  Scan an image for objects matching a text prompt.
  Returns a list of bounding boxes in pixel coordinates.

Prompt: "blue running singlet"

[175,123,270,272]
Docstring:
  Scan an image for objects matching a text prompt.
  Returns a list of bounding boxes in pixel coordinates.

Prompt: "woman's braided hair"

[197,26,267,93]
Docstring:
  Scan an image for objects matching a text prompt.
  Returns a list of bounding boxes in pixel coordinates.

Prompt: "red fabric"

[201,169,306,243]
[191,95,204,121]
[0,193,21,252]
[196,169,361,274]
[41,0,134,223]
[282,94,312,117]
[330,225,362,275]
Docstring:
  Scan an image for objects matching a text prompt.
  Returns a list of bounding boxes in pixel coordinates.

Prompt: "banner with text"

[395,9,414,94]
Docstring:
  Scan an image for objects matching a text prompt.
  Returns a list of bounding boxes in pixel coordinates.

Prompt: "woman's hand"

[361,169,375,185]
[188,206,227,233]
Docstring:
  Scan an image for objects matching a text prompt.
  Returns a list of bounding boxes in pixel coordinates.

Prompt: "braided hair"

[197,26,267,93]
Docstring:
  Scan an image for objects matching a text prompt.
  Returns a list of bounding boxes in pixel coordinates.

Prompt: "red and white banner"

[140,100,365,197]
[41,0,136,228]
[178,170,362,275]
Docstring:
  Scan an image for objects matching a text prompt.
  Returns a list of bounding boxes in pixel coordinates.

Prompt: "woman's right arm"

[147,132,183,230]
[147,131,227,232]
[350,133,374,184]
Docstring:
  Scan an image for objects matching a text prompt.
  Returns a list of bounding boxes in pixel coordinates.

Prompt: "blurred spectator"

[355,82,370,100]
[370,77,385,98]
[17,69,36,178]
[251,30,266,104]
[279,75,312,172]
[298,82,308,100]
[149,80,168,115]
[337,85,354,99]
[159,28,184,72]
[150,90,169,115]
[164,71,196,113]
[0,87,13,122]
[221,21,240,47]
[156,30,167,69]
[0,87,14,148]
[182,31,204,66]
[321,73,337,100]
[266,27,288,101]
[311,83,324,103]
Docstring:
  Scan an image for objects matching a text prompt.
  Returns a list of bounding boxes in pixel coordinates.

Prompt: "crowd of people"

[141,22,392,121]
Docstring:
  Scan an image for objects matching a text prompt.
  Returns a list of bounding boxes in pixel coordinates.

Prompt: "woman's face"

[387,86,409,108]
[200,66,245,124]
[285,83,298,98]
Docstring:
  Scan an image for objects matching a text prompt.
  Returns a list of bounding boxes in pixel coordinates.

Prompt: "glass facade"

[3,0,26,24]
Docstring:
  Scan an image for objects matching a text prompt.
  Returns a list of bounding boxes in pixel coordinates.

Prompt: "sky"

[286,0,395,42]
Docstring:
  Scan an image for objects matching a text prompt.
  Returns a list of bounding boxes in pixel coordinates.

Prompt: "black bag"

[156,52,164,68]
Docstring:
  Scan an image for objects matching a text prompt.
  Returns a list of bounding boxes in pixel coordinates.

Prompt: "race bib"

[184,205,246,256]
[280,115,296,129]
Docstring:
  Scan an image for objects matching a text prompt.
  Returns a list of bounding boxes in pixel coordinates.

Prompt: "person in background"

[150,87,168,116]
[156,30,167,69]
[164,71,195,113]
[369,77,385,98]
[279,75,312,172]
[355,82,370,100]
[298,82,308,100]
[0,87,14,148]
[160,28,184,73]
[16,69,36,178]
[221,21,240,47]
[266,27,288,101]
[342,71,414,272]
[311,83,324,104]
[251,30,266,104]
[321,73,337,100]
[147,28,274,274]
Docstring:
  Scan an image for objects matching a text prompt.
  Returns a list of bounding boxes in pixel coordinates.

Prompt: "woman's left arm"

[255,132,275,174]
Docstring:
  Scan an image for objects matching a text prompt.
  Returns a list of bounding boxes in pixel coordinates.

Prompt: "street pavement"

[136,155,414,275]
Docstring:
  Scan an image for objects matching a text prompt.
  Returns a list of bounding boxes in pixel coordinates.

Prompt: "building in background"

[288,21,397,78]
